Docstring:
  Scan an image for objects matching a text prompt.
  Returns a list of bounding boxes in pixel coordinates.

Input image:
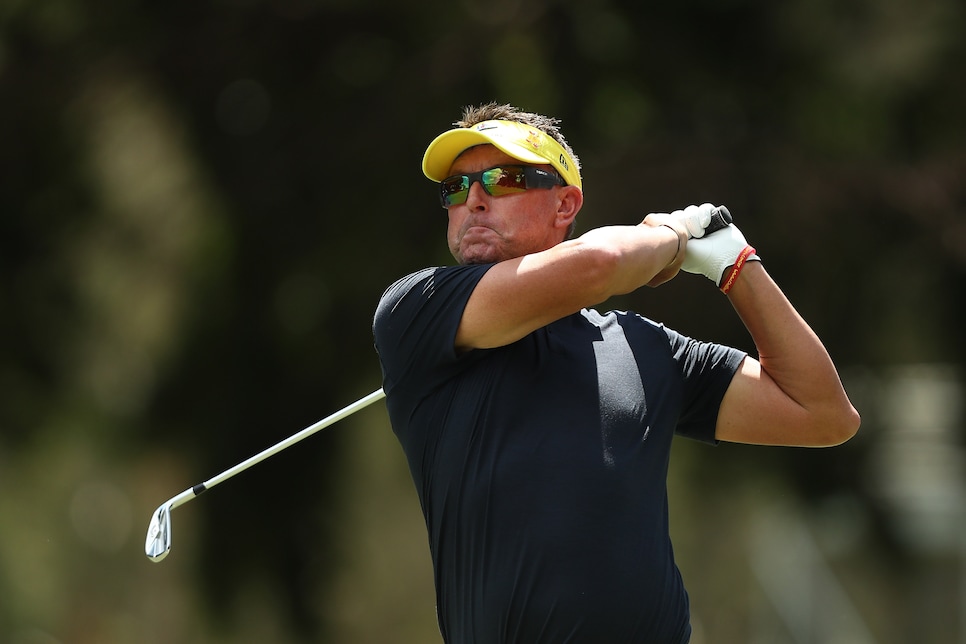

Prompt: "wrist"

[719,246,759,294]
[658,224,686,268]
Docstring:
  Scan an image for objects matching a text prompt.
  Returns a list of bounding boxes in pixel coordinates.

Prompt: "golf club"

[145,387,386,562]
[144,206,734,562]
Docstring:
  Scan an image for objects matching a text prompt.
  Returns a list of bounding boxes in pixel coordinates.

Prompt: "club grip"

[706,205,733,234]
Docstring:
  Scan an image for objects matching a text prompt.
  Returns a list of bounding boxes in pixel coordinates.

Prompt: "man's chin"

[456,244,504,265]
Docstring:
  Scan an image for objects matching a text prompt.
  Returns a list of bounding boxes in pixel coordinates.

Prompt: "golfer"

[372,103,859,643]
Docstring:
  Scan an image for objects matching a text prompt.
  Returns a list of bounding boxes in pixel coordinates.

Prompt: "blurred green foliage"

[1,0,965,642]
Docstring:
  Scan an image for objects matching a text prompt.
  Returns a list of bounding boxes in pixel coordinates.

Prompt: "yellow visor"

[422,119,582,190]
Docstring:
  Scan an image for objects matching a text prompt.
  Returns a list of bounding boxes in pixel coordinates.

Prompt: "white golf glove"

[681,221,760,289]
[670,203,715,238]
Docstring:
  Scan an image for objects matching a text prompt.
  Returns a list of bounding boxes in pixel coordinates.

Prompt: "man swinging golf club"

[372,103,860,643]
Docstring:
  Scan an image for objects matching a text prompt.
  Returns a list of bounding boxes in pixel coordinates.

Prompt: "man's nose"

[463,181,490,210]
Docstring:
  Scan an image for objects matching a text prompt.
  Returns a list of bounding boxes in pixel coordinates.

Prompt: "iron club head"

[145,503,172,562]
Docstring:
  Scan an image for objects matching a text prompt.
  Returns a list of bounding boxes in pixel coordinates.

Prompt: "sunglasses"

[439,165,565,209]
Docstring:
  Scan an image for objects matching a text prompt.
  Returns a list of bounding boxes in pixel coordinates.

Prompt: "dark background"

[2,1,965,642]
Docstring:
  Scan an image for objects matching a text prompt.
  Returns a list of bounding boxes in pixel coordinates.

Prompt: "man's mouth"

[462,224,495,240]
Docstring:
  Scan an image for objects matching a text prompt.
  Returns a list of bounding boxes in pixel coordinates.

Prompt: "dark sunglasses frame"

[439,165,565,209]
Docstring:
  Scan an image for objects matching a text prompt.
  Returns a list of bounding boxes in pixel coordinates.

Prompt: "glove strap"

[720,245,757,294]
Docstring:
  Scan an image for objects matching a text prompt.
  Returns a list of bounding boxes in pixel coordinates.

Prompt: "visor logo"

[525,131,542,150]
[558,154,569,171]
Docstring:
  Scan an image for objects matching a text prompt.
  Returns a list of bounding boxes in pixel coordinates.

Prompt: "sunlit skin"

[441,142,859,446]
[445,146,583,265]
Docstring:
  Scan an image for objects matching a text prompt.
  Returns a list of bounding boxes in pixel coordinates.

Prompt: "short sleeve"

[373,264,492,397]
[663,327,747,444]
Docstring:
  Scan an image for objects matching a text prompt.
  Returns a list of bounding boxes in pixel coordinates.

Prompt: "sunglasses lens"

[439,166,557,208]
[440,176,470,207]
[482,167,528,197]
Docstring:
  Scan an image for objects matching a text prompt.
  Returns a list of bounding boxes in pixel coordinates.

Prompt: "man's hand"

[670,203,715,238]
[682,221,759,288]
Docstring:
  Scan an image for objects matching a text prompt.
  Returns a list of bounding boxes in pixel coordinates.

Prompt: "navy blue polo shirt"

[373,265,745,644]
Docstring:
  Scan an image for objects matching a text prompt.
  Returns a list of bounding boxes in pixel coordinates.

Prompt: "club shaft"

[167,388,386,508]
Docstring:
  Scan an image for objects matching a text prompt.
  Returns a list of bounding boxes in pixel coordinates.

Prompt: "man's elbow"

[815,403,861,447]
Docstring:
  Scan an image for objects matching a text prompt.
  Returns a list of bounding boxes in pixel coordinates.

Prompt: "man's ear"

[554,185,583,231]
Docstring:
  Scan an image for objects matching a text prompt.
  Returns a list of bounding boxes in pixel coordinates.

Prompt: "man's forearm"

[456,221,686,350]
